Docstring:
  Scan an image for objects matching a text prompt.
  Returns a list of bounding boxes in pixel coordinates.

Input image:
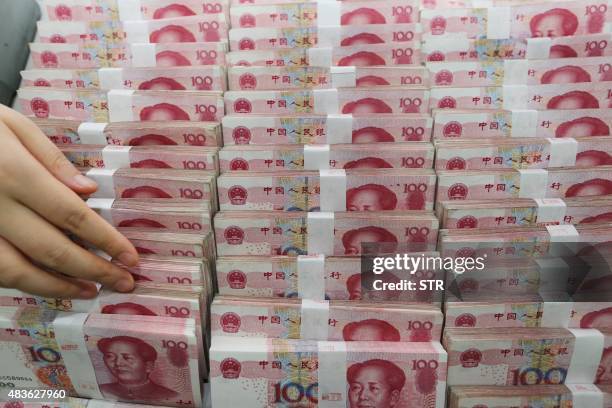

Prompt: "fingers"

[0,105,98,194]
[0,236,98,299]
[0,120,138,266]
[0,200,135,292]
[12,169,139,266]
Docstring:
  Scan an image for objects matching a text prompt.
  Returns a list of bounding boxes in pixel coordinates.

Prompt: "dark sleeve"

[0,0,40,106]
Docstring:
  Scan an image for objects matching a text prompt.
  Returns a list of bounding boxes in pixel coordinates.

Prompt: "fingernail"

[78,286,98,299]
[118,251,139,267]
[114,279,134,292]
[73,174,98,189]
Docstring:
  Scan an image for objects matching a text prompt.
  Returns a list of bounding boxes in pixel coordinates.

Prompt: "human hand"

[0,105,138,298]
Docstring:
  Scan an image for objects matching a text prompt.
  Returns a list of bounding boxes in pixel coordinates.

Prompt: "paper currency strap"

[47,313,105,398]
[534,198,567,225]
[100,146,133,169]
[546,224,580,242]
[83,169,117,198]
[86,198,115,225]
[116,0,146,21]
[566,329,606,383]
[307,212,335,255]
[303,145,331,170]
[130,43,162,68]
[299,299,330,340]
[297,255,326,300]
[77,122,108,145]
[567,384,606,408]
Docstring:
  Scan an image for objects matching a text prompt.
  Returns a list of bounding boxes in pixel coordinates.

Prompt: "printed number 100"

[511,367,567,385]
[273,382,318,404]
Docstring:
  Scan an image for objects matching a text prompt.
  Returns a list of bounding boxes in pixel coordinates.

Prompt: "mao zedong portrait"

[598,347,612,384]
[347,359,406,408]
[98,336,178,401]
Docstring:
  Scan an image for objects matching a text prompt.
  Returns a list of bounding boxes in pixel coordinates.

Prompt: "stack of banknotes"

[0,399,186,408]
[7,1,239,407]
[3,0,612,407]
[208,0,455,407]
[425,0,612,404]
[0,306,204,406]
[449,384,612,408]
[443,327,612,386]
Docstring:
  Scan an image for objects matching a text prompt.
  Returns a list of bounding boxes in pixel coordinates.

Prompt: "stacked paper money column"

[9,0,239,407]
[207,1,453,407]
[421,1,612,406]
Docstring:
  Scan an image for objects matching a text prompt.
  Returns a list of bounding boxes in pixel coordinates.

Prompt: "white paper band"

[325,114,353,144]
[502,85,528,109]
[307,212,335,255]
[304,145,331,170]
[98,68,124,90]
[53,313,103,399]
[330,66,356,88]
[300,299,330,340]
[318,341,347,408]
[566,329,604,384]
[86,169,117,198]
[130,43,158,67]
[77,122,108,144]
[308,47,333,67]
[539,295,572,328]
[67,296,101,314]
[102,145,132,169]
[314,89,340,114]
[486,7,511,39]
[510,110,538,138]
[87,400,115,408]
[526,37,551,59]
[107,90,135,122]
[535,257,570,292]
[319,169,346,211]
[317,26,342,48]
[117,0,143,20]
[503,59,528,85]
[535,198,567,225]
[0,287,23,298]
[568,384,604,408]
[123,20,150,43]
[548,138,577,167]
[297,254,326,300]
[317,2,341,26]
[518,169,548,198]
[86,198,115,224]
[546,224,580,243]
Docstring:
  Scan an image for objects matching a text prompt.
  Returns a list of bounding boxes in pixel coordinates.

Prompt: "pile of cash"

[3,0,611,407]
[9,1,234,407]
[449,384,612,408]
